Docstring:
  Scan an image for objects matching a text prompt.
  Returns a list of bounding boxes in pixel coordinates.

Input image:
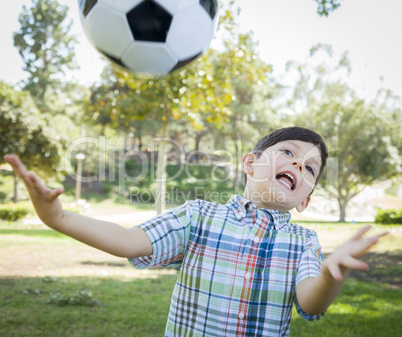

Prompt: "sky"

[1,0,401,104]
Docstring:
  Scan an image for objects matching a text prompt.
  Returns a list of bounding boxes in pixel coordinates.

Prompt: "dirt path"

[0,233,175,280]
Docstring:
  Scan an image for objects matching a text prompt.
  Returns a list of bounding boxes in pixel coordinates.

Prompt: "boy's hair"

[246,127,328,187]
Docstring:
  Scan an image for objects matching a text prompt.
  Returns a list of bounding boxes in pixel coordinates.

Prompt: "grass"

[290,279,402,336]
[1,222,401,336]
[1,276,401,337]
[0,276,176,337]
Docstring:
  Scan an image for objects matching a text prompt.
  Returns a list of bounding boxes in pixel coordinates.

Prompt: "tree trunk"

[233,136,240,189]
[172,131,183,166]
[155,119,169,215]
[138,135,143,151]
[338,199,347,222]
[195,133,203,152]
[12,171,19,203]
[124,131,129,152]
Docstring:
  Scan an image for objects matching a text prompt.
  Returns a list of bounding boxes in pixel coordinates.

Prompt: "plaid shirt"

[129,195,325,337]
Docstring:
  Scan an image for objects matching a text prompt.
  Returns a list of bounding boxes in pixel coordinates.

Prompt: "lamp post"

[75,153,86,203]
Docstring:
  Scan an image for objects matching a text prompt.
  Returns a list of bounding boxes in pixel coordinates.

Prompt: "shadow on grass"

[348,250,402,289]
[321,249,402,290]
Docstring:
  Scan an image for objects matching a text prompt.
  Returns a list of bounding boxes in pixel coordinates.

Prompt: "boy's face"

[242,140,322,212]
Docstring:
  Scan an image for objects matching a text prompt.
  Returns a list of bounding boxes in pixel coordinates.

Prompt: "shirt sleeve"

[127,201,194,271]
[294,229,326,321]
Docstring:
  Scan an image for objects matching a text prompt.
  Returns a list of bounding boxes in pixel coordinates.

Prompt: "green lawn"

[1,275,400,337]
[1,223,401,337]
[290,279,402,336]
[0,276,176,337]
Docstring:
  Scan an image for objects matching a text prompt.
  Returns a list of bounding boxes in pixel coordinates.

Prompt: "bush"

[375,208,402,225]
[0,202,32,222]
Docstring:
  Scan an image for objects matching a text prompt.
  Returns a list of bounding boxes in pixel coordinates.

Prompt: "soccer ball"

[78,0,220,76]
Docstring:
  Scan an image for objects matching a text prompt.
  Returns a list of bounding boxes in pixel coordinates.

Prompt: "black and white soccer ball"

[78,0,220,76]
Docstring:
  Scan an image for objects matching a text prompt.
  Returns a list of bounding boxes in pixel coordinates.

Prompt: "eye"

[281,149,293,156]
[306,165,315,176]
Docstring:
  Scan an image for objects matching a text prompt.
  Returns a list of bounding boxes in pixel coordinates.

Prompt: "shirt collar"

[226,195,291,230]
[227,195,256,220]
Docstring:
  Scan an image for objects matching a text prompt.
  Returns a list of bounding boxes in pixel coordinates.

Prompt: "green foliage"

[314,0,342,16]
[0,169,14,202]
[0,203,32,222]
[287,45,401,221]
[84,0,277,209]
[13,0,77,106]
[0,82,63,179]
[83,159,236,204]
[375,208,402,225]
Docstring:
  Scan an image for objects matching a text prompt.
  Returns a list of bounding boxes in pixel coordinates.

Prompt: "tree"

[86,0,282,211]
[285,46,401,221]
[13,0,77,111]
[0,82,63,202]
[202,0,281,188]
[314,0,342,16]
[87,54,233,213]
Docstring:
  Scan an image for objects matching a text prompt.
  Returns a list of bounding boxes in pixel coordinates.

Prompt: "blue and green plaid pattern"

[129,195,324,336]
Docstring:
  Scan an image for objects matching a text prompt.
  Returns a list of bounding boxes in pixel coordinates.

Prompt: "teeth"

[280,179,292,189]
[283,173,294,183]
[277,173,295,190]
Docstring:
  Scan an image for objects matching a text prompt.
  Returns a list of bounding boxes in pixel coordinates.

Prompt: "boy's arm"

[296,226,387,315]
[4,154,152,258]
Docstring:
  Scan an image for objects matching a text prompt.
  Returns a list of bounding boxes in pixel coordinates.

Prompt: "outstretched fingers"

[326,263,344,281]
[326,226,390,282]
[351,231,389,259]
[341,255,369,271]
[351,225,372,240]
[4,154,63,202]
[27,171,46,192]
[49,187,64,202]
[4,154,33,188]
[27,170,63,202]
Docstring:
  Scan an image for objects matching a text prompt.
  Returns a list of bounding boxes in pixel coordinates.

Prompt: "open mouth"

[275,172,296,191]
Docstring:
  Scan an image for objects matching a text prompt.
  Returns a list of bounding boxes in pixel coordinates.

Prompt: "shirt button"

[244,272,251,280]
[253,237,260,243]
[238,313,245,319]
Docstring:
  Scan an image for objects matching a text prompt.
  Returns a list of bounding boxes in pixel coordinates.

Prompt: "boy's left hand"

[323,225,388,282]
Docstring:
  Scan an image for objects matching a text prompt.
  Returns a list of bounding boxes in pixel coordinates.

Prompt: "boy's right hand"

[4,154,153,258]
[4,154,65,229]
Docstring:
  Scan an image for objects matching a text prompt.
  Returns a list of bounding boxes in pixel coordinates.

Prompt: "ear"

[296,196,311,213]
[241,153,255,176]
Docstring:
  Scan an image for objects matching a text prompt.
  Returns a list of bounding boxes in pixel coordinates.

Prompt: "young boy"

[4,127,386,337]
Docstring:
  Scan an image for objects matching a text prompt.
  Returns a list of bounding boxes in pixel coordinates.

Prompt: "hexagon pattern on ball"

[199,0,218,19]
[167,6,213,60]
[127,1,173,42]
[123,42,178,76]
[84,4,134,59]
[78,0,220,76]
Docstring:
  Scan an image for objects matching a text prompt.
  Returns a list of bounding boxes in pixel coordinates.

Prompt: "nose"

[292,160,303,172]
